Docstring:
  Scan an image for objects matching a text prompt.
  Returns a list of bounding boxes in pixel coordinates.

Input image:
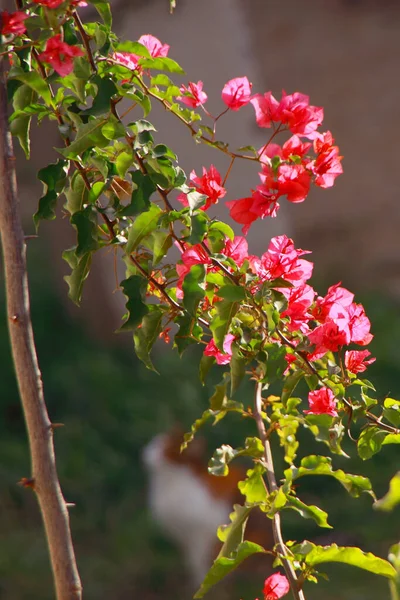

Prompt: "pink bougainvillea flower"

[280,283,315,333]
[222,76,252,111]
[112,34,169,74]
[250,235,313,287]
[177,81,208,108]
[32,0,65,7]
[252,90,323,138]
[226,195,259,235]
[223,236,249,266]
[309,130,343,188]
[305,387,338,417]
[347,302,373,346]
[178,165,226,210]
[1,10,28,36]
[204,334,235,365]
[37,34,84,77]
[259,135,312,164]
[276,91,324,137]
[226,189,280,235]
[274,163,311,203]
[345,350,376,374]
[308,320,349,357]
[112,51,138,71]
[263,572,290,600]
[175,244,211,299]
[138,34,169,57]
[250,92,280,128]
[312,283,354,324]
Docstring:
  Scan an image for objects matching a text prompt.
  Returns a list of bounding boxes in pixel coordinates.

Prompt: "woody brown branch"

[0,57,82,600]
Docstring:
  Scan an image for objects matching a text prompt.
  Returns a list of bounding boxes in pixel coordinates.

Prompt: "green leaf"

[263,343,287,385]
[34,160,69,229]
[199,354,215,384]
[304,414,348,457]
[81,76,117,116]
[133,306,163,371]
[281,370,304,406]
[357,426,387,460]
[57,118,109,158]
[218,284,246,302]
[9,85,37,158]
[294,541,396,579]
[209,220,234,241]
[151,231,172,264]
[374,472,400,512]
[238,464,268,504]
[125,204,162,253]
[217,504,253,557]
[182,264,206,316]
[285,496,332,528]
[285,455,374,498]
[210,299,238,349]
[230,345,246,395]
[8,68,52,107]
[101,118,126,140]
[89,0,112,28]
[194,541,265,598]
[187,211,208,244]
[209,445,237,477]
[64,172,89,215]
[70,206,98,257]
[120,171,156,216]
[383,398,400,428]
[115,151,134,178]
[383,433,400,446]
[174,313,202,355]
[119,275,149,331]
[139,56,185,74]
[114,41,150,57]
[187,191,207,212]
[208,437,265,476]
[62,249,92,306]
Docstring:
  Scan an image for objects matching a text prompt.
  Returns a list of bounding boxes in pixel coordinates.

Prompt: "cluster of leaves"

[2,1,400,599]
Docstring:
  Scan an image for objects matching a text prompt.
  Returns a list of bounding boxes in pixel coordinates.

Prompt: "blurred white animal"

[142,430,272,586]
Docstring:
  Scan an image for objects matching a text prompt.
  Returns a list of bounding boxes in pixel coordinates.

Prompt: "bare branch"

[254,381,306,600]
[0,57,82,600]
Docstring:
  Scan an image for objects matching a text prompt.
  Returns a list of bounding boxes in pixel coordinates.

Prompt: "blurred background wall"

[2,1,400,599]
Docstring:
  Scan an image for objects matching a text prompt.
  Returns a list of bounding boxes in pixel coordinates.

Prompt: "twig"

[0,57,82,600]
[254,381,306,600]
[72,10,97,73]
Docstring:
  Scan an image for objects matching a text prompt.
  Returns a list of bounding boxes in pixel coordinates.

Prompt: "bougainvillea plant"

[1,2,400,600]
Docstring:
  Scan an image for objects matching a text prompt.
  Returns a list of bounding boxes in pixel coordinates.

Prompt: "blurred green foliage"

[0,242,399,600]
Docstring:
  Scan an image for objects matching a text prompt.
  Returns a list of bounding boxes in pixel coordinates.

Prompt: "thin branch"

[254,381,306,600]
[72,10,97,73]
[0,57,82,600]
[134,73,259,162]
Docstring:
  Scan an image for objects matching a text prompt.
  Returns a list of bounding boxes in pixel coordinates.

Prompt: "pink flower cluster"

[177,165,226,210]
[227,130,342,235]
[37,34,84,77]
[1,11,28,36]
[112,34,169,72]
[261,573,290,600]
[176,235,248,301]
[305,387,338,417]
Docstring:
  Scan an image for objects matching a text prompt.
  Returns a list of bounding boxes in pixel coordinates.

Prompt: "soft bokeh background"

[1,0,400,598]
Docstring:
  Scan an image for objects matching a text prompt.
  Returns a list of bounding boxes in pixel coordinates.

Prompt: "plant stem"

[254,381,306,600]
[0,58,82,600]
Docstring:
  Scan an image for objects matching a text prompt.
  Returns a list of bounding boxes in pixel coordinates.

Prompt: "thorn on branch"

[50,422,65,430]
[9,313,19,324]
[18,477,35,490]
